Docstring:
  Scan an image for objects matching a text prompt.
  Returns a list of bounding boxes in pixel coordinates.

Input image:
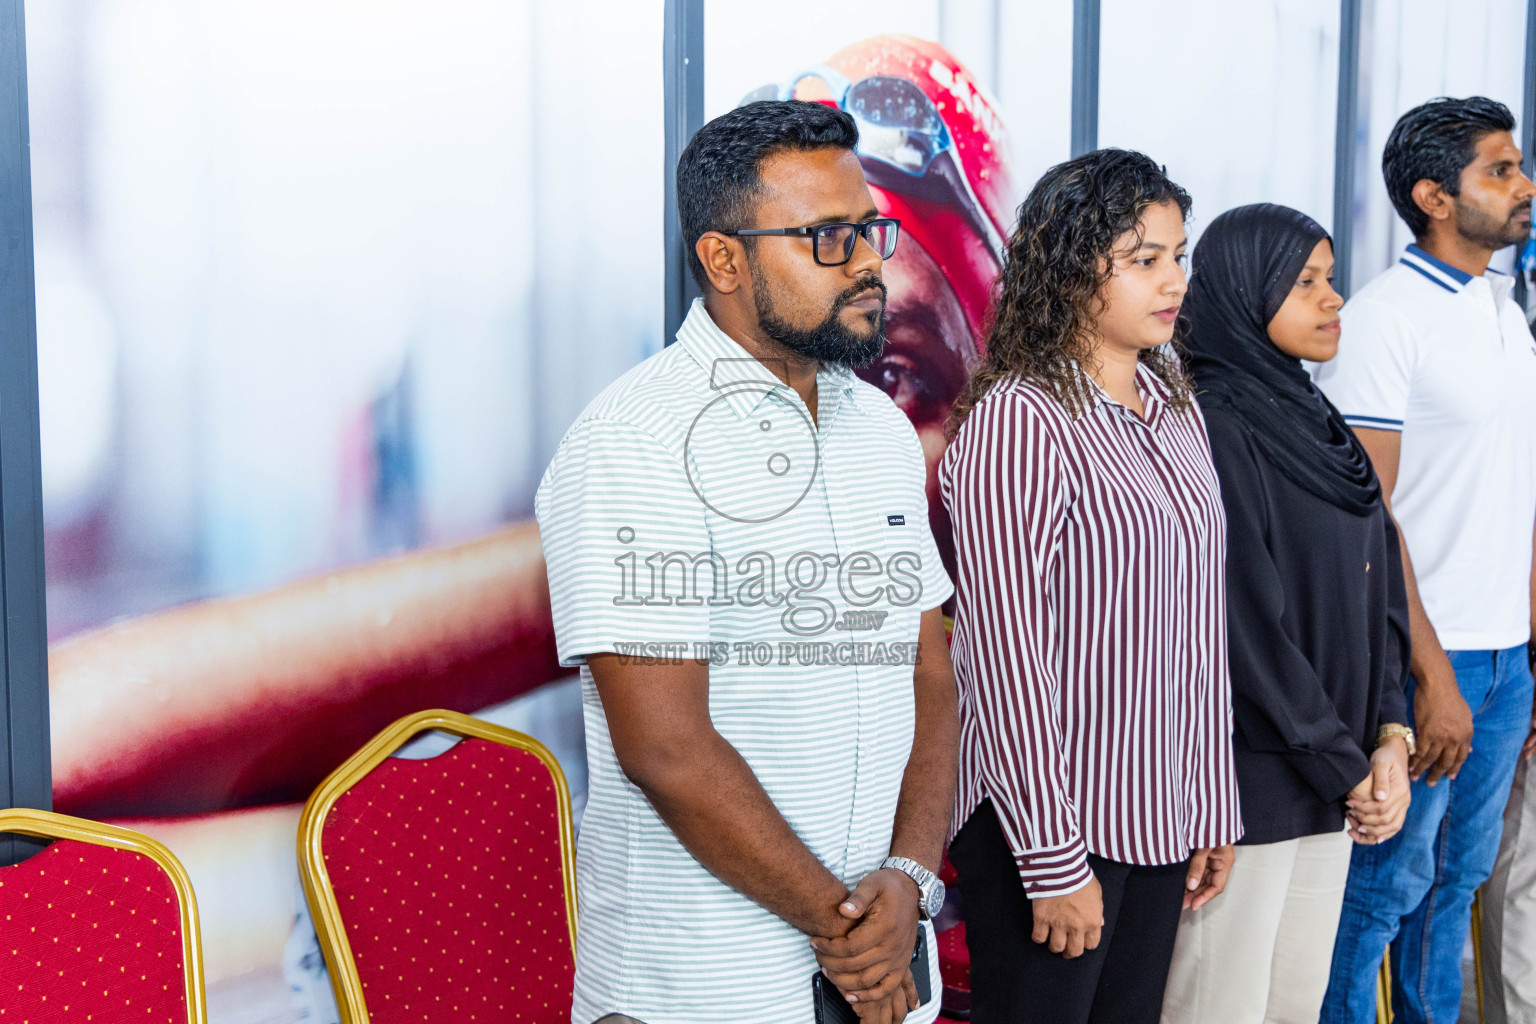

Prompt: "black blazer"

[1205,407,1411,845]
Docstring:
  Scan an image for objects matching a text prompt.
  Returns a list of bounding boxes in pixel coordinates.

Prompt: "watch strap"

[881,855,934,884]
[1377,723,1416,758]
[880,856,939,917]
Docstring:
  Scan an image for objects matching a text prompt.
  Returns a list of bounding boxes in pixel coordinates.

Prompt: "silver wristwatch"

[880,856,946,920]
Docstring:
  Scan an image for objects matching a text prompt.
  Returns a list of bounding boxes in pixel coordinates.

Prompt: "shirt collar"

[675,298,859,423]
[1401,244,1474,294]
[1085,361,1170,430]
[1485,264,1516,304]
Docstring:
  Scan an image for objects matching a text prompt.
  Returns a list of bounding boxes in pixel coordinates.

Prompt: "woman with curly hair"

[941,149,1242,1024]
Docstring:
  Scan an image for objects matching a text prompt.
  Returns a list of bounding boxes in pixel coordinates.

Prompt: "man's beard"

[1454,195,1533,249]
[753,277,888,369]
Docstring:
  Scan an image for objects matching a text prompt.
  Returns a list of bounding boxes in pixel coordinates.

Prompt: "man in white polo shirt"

[536,100,958,1024]
[1482,153,1536,1024]
[1315,96,1536,1024]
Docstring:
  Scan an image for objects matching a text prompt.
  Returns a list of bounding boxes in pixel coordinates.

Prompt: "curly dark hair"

[948,148,1193,433]
[1382,96,1515,238]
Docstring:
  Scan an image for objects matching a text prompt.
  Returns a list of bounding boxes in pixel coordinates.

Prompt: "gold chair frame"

[1374,887,1492,1024]
[297,708,578,1024]
[0,807,208,1024]
[1377,952,1393,1024]
[1472,887,1487,1024]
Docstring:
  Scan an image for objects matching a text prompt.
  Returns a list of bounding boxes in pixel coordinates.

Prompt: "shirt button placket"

[825,425,877,881]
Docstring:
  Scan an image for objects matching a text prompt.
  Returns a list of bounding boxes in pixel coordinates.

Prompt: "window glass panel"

[1099,0,1341,243]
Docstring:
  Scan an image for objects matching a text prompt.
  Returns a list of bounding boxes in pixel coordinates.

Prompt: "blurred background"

[28,0,664,638]
[23,0,1533,1020]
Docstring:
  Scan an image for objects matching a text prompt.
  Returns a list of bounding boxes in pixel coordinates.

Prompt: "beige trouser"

[1161,830,1354,1024]
[1480,756,1536,1024]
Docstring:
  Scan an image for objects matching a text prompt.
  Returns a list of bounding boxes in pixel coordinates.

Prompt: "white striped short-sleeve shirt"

[535,300,952,1024]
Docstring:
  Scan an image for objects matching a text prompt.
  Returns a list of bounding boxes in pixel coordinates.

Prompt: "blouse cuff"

[1015,837,1094,900]
[1291,743,1374,806]
[1188,822,1245,851]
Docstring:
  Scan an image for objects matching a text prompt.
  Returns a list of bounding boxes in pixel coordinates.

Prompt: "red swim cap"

[787,35,1017,352]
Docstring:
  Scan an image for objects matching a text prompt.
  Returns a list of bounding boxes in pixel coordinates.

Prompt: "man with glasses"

[536,100,958,1024]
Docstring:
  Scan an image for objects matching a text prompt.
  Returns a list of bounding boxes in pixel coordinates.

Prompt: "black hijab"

[1183,203,1382,516]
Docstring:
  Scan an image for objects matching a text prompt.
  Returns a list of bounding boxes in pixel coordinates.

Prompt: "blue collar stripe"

[1405,243,1473,283]
[1402,244,1473,290]
[1399,257,1460,293]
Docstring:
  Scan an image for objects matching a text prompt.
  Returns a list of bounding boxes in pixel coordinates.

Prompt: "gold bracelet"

[1377,723,1416,758]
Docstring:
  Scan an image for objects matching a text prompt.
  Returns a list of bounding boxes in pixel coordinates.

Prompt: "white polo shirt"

[1314,244,1536,651]
[535,299,950,1024]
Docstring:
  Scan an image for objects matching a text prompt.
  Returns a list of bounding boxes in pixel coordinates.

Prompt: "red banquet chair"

[0,807,207,1023]
[297,708,578,1024]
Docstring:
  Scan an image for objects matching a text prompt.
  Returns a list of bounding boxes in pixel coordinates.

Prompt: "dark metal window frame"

[1071,0,1100,157]
[663,0,705,345]
[1333,0,1366,299]
[0,0,53,866]
[1517,0,1536,312]
[1525,0,1536,182]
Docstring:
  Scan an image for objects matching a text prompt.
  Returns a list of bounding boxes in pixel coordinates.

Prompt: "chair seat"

[2,837,190,1022]
[937,920,970,1022]
[301,712,578,1024]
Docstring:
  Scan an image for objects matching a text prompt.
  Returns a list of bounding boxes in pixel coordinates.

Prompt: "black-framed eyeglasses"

[725,218,900,266]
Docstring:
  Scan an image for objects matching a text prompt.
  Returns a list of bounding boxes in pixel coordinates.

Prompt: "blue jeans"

[1320,645,1534,1024]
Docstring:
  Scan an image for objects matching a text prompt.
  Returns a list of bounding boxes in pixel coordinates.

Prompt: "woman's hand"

[1348,735,1411,844]
[1184,845,1234,909]
[1030,875,1104,958]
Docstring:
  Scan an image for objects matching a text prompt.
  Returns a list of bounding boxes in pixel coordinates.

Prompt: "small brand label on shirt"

[887,514,905,526]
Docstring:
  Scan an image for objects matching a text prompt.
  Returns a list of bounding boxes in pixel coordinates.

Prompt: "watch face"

[924,881,946,919]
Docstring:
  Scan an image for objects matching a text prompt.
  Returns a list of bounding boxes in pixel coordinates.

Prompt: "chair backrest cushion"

[1,838,189,1022]
[322,736,574,1023]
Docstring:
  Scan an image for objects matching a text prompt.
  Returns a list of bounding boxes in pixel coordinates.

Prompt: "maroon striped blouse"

[940,365,1243,897]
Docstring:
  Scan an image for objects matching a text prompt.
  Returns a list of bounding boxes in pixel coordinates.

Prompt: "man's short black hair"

[676,100,860,290]
[1382,96,1517,237]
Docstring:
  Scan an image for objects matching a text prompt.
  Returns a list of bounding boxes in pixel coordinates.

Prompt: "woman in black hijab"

[1160,204,1413,1024]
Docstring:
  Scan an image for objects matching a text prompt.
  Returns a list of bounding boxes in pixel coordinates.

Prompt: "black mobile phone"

[812,971,862,1024]
[812,926,932,1023]
[912,925,932,1005]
